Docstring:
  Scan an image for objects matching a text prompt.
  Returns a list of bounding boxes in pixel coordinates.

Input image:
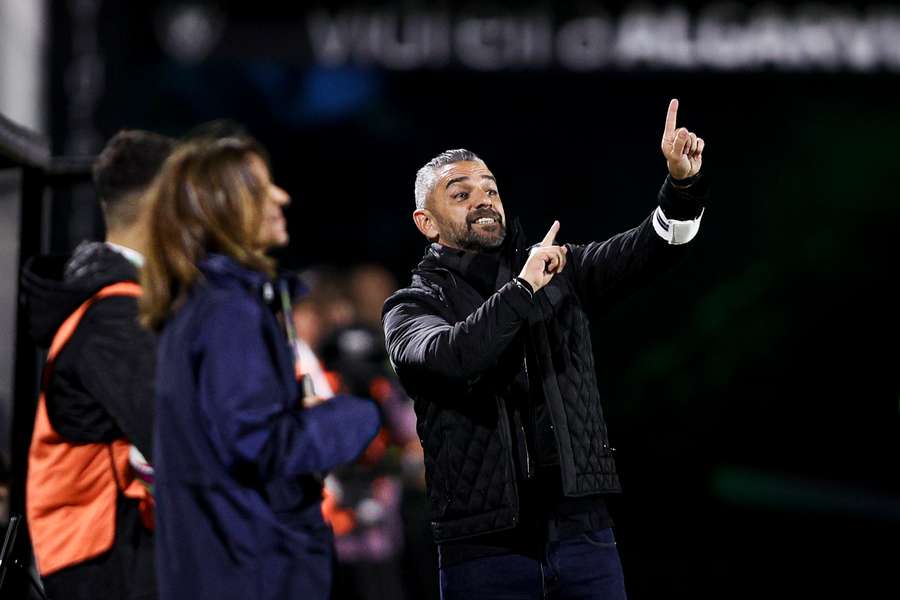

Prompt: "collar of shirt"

[105,242,145,268]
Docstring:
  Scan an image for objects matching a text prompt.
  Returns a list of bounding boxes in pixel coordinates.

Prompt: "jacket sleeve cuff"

[658,173,709,220]
[652,205,704,245]
[513,277,534,298]
[499,279,535,319]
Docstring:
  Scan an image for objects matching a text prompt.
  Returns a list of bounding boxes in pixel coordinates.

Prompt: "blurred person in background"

[292,265,430,600]
[292,267,356,353]
[317,321,424,599]
[383,100,708,599]
[19,130,173,600]
[139,132,380,600]
[348,264,399,332]
[341,265,436,599]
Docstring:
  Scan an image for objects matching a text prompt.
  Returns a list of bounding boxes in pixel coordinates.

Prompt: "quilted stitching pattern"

[400,269,620,542]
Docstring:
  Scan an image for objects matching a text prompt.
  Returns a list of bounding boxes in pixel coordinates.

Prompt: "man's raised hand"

[518,220,567,293]
[661,99,704,180]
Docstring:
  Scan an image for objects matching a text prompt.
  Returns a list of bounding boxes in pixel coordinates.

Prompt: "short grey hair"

[414,148,483,210]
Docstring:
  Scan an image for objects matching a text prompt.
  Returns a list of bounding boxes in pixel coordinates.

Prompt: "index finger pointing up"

[541,220,560,246]
[664,98,679,138]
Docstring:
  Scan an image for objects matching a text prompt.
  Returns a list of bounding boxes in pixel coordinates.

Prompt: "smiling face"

[413,160,506,252]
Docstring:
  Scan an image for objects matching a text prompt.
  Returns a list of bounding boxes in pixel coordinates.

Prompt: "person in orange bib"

[20,130,173,600]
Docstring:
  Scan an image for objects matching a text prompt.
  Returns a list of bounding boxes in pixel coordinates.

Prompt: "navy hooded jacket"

[153,254,380,600]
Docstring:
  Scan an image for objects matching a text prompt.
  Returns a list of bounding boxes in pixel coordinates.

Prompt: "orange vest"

[26,282,152,576]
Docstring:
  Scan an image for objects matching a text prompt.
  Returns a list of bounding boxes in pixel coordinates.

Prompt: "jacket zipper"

[519,351,534,479]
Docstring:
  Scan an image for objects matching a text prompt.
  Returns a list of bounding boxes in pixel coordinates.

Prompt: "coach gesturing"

[383,100,708,600]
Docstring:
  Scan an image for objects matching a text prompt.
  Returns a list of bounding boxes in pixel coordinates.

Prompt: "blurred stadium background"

[2,1,899,598]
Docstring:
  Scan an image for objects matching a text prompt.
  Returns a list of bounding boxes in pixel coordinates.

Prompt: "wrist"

[669,172,700,188]
[659,174,707,220]
[514,276,535,297]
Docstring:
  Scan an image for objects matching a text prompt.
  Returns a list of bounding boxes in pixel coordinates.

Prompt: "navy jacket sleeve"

[567,175,707,311]
[195,297,380,482]
[383,279,533,383]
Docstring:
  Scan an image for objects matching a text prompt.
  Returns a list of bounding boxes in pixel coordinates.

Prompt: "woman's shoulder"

[162,259,278,351]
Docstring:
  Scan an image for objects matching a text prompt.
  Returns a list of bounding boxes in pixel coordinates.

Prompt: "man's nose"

[473,190,492,208]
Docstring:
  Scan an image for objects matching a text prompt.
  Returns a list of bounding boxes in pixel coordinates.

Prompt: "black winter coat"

[383,176,707,543]
[20,241,157,599]
[21,242,155,458]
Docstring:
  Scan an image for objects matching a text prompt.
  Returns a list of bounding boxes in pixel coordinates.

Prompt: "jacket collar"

[199,253,270,290]
[415,218,528,296]
[198,253,309,302]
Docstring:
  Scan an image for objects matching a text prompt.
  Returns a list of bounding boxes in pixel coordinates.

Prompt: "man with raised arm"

[382,100,708,599]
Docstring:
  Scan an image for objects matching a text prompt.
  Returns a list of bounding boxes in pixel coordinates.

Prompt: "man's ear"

[413,209,439,242]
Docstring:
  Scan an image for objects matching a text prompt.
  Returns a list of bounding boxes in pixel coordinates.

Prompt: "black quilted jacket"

[383,175,707,542]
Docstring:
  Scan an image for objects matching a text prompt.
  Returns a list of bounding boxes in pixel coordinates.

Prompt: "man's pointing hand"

[519,220,567,293]
[661,99,704,180]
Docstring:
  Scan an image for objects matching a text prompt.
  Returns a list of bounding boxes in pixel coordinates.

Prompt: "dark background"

[45,1,900,597]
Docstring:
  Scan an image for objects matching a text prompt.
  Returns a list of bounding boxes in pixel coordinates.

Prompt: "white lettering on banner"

[556,17,613,71]
[456,17,553,70]
[300,5,900,72]
[308,12,452,70]
[369,13,451,70]
[615,7,694,68]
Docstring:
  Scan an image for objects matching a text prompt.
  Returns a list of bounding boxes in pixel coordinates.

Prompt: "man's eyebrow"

[481,175,496,183]
[445,176,470,189]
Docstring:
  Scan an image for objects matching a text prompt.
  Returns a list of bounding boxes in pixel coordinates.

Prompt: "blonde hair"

[139,136,275,330]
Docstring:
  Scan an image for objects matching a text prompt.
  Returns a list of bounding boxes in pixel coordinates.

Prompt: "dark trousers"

[439,528,626,600]
[41,496,156,600]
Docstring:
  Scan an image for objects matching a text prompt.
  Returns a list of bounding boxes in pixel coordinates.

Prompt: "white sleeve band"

[652,206,704,245]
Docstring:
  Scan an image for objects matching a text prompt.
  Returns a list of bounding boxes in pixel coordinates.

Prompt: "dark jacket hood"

[21,242,139,348]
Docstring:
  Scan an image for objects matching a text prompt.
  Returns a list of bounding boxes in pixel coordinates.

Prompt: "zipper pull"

[512,410,535,480]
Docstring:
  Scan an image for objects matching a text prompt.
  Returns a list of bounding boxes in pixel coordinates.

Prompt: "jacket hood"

[199,253,308,299]
[199,253,270,289]
[21,242,139,348]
